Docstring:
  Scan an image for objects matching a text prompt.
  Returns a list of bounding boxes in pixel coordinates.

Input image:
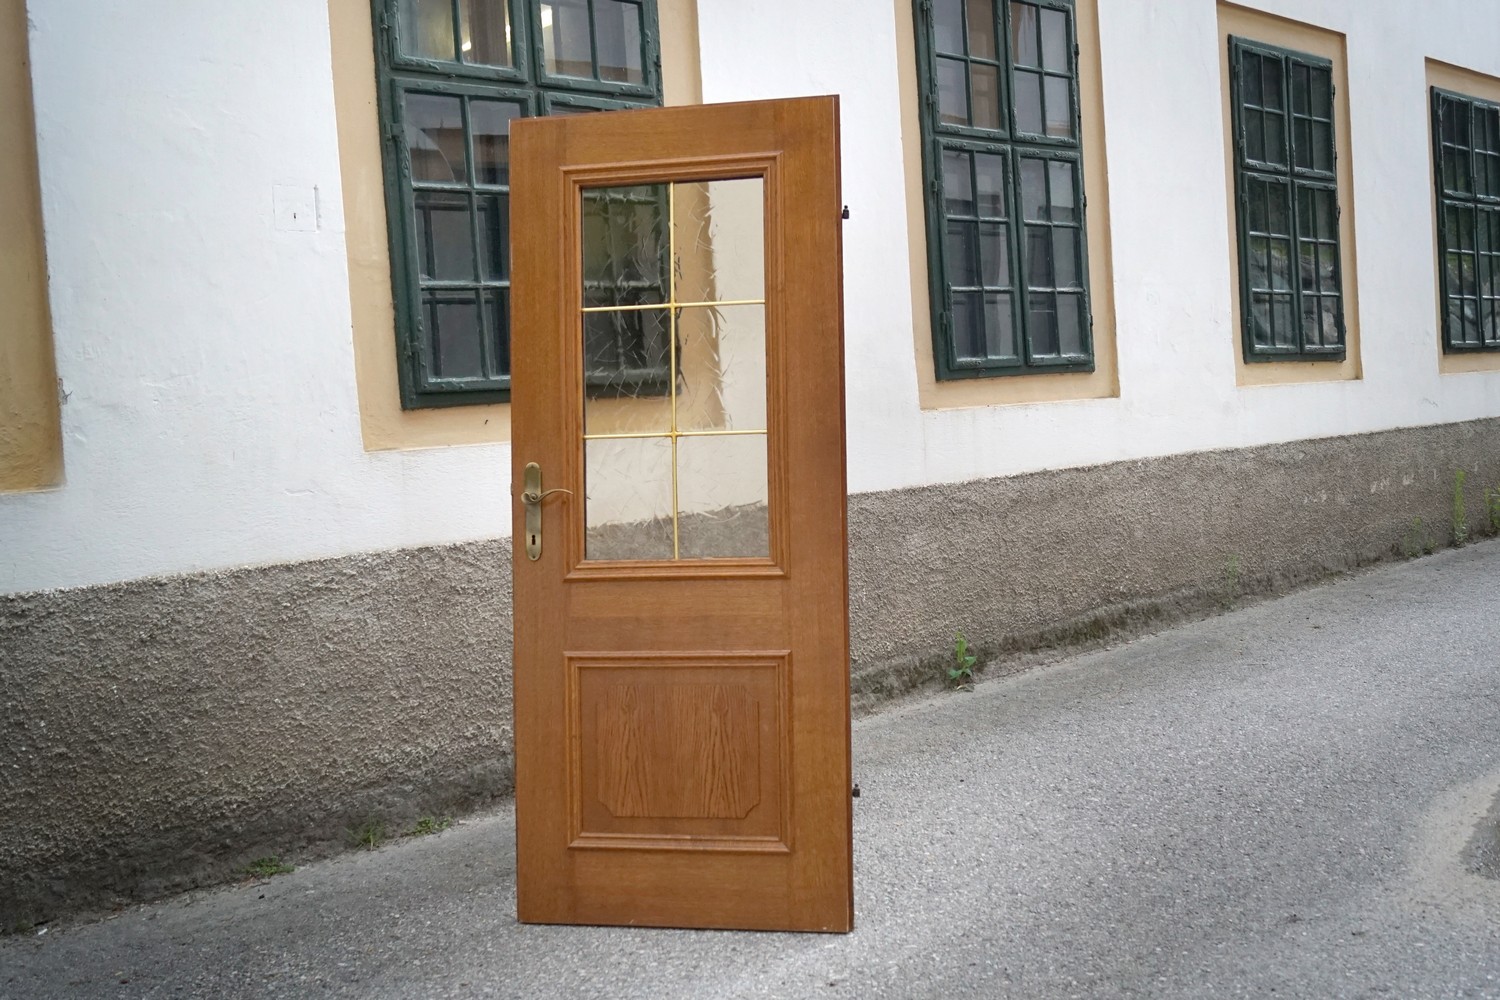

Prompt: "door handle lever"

[521,487,573,505]
[521,462,570,561]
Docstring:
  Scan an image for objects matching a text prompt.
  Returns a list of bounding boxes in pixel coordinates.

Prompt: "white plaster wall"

[5,0,1500,594]
[1,0,508,593]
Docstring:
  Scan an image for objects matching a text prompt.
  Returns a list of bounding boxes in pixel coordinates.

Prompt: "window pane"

[582,185,669,306]
[1052,227,1078,287]
[585,436,675,561]
[402,0,456,61]
[1025,225,1053,287]
[966,0,996,59]
[597,1,645,84]
[404,93,467,184]
[1039,8,1067,72]
[972,65,1002,130]
[1312,122,1333,172]
[951,292,984,359]
[1048,161,1076,222]
[1294,119,1313,170]
[1029,295,1059,355]
[943,150,975,216]
[478,194,508,280]
[1265,111,1287,166]
[1044,76,1072,138]
[1311,68,1331,118]
[459,0,511,67]
[1298,240,1317,294]
[1261,56,1283,111]
[983,293,1017,359]
[1290,63,1310,116]
[427,293,485,378]
[1010,2,1039,67]
[946,220,978,287]
[677,434,770,560]
[414,191,475,281]
[1239,52,1262,108]
[1250,292,1272,347]
[1244,109,1265,162]
[471,100,522,186]
[1270,238,1292,291]
[541,0,592,77]
[937,58,970,126]
[1271,295,1296,348]
[978,222,1010,287]
[1020,158,1047,221]
[1265,180,1290,237]
[1015,70,1043,134]
[495,290,519,380]
[1057,293,1084,355]
[1318,245,1338,295]
[1248,237,1269,291]
[974,153,1006,217]
[934,0,964,54]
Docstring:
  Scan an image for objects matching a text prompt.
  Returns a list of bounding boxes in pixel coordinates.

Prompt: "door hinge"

[841,205,850,220]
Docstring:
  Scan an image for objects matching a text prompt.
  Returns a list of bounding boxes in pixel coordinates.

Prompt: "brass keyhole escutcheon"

[521,462,572,561]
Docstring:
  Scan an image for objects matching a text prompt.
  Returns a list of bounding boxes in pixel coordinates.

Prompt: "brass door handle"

[521,463,570,561]
[521,488,573,505]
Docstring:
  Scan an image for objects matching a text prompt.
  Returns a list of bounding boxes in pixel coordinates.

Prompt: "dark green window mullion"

[586,0,601,82]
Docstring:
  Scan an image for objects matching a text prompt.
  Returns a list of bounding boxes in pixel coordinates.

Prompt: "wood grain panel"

[596,682,760,819]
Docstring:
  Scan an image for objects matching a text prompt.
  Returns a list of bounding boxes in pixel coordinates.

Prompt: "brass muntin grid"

[581,181,767,560]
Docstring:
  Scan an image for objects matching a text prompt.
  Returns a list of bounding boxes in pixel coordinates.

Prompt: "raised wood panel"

[596,683,760,819]
[570,655,788,850]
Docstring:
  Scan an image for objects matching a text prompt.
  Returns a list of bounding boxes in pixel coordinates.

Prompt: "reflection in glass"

[1010,2,1039,66]
[597,1,645,84]
[459,0,512,67]
[581,180,771,562]
[402,0,456,61]
[471,101,520,186]
[542,0,593,77]
[938,58,969,126]
[966,0,996,59]
[414,192,474,281]
[677,435,769,560]
[583,185,669,307]
[405,93,467,184]
[675,306,768,434]
[585,437,675,561]
[673,179,765,306]
[426,292,485,378]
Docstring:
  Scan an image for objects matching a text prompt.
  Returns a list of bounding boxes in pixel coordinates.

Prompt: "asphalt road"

[5,542,1500,1000]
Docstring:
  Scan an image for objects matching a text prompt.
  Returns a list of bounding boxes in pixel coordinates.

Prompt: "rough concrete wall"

[1,542,514,928]
[847,417,1500,705]
[4,418,1499,926]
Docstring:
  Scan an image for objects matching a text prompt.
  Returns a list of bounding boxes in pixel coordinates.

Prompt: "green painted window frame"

[913,0,1095,381]
[1229,37,1346,363]
[1432,87,1500,353]
[373,0,663,409]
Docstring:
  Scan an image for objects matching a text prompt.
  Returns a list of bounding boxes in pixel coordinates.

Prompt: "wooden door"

[509,97,850,932]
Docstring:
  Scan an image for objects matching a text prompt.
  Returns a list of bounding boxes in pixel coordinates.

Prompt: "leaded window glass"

[916,0,1093,379]
[374,0,662,408]
[1229,37,1345,360]
[1433,88,1500,352]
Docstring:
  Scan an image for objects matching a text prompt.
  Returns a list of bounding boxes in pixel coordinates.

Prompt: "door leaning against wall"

[509,96,852,932]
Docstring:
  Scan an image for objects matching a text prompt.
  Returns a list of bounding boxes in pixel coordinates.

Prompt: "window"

[914,0,1093,380]
[1433,88,1500,352]
[1229,37,1344,361]
[373,0,662,408]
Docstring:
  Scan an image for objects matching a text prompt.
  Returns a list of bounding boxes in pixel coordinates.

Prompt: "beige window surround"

[0,3,63,492]
[1218,1,1363,387]
[1426,58,1500,377]
[895,0,1120,410]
